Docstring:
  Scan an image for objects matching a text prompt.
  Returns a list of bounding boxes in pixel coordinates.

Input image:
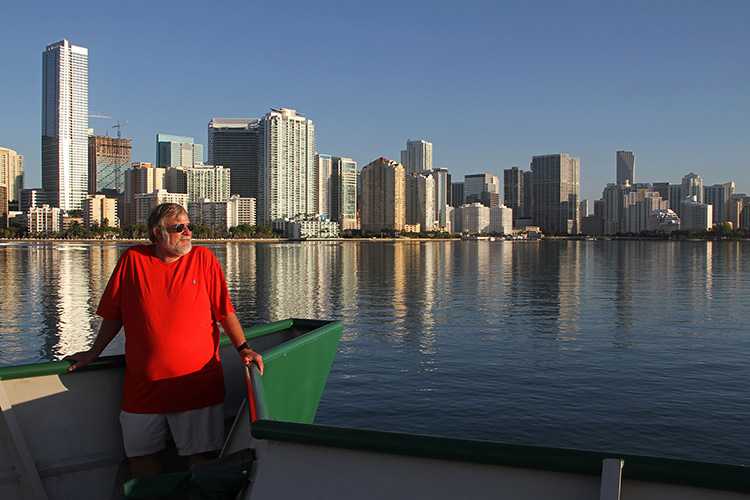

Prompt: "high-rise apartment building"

[530,154,580,235]
[258,108,316,224]
[704,182,734,223]
[400,140,433,175]
[207,118,260,199]
[123,163,165,226]
[681,172,703,204]
[360,157,405,233]
[42,40,88,210]
[315,154,332,218]
[330,157,358,230]
[429,167,451,230]
[186,164,231,202]
[503,167,524,222]
[156,135,203,168]
[405,172,435,230]
[88,135,131,194]
[83,194,119,228]
[616,150,635,185]
[0,147,24,203]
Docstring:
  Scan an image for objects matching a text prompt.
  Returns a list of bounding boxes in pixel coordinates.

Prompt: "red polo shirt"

[97,245,234,413]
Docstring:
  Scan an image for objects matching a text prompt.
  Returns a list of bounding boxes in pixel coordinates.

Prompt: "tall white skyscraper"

[259,108,316,224]
[400,139,433,175]
[42,40,88,210]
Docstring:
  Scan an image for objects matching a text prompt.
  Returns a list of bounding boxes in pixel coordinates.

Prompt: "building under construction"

[88,135,132,195]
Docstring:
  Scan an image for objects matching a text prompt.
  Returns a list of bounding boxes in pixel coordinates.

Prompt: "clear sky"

[2,0,748,203]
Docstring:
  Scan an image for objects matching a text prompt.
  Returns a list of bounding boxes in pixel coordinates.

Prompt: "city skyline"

[2,1,748,203]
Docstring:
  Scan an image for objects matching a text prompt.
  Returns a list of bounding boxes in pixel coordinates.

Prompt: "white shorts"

[119,404,225,457]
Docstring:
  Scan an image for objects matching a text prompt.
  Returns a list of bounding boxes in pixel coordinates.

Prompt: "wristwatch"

[236,341,250,352]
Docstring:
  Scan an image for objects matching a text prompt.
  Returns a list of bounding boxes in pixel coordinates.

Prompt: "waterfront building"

[258,108,316,224]
[27,205,61,234]
[189,195,256,230]
[19,189,48,212]
[165,167,187,195]
[740,203,750,230]
[360,157,405,233]
[83,194,119,228]
[400,139,433,175]
[428,167,451,230]
[503,166,527,223]
[616,150,634,185]
[186,164,231,202]
[207,118,260,199]
[156,134,203,168]
[530,154,580,235]
[315,154,332,218]
[0,147,24,203]
[454,202,491,234]
[330,157,358,231]
[134,189,188,225]
[273,217,340,239]
[0,184,6,228]
[405,172,436,230]
[680,196,712,231]
[88,135,131,195]
[622,188,669,234]
[704,182,735,223]
[579,199,590,218]
[123,164,165,226]
[42,40,88,211]
[725,194,748,229]
[465,173,500,207]
[451,181,465,207]
[489,204,514,235]
[682,172,703,204]
[668,184,683,216]
[648,209,681,233]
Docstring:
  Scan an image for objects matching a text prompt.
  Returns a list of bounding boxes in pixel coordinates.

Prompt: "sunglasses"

[160,223,195,233]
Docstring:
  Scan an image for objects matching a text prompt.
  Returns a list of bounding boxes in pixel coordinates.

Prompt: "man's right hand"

[64,350,99,372]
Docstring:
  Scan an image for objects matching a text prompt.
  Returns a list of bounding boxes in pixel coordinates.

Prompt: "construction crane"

[112,120,134,139]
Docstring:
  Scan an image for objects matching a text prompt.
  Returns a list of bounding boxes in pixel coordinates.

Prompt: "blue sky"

[2,0,748,203]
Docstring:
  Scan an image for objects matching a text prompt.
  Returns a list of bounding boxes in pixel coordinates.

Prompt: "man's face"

[155,211,192,259]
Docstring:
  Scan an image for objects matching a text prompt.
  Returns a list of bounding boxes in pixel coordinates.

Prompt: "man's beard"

[164,236,192,257]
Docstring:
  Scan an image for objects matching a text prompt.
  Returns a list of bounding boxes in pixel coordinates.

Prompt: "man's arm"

[65,318,123,371]
[220,312,264,375]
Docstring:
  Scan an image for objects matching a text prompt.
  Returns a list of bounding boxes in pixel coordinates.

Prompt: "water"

[1,239,749,464]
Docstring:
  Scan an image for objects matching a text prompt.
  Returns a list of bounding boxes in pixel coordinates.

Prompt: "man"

[66,203,263,478]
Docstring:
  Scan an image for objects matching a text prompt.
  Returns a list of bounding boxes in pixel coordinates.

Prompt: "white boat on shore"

[2,318,749,499]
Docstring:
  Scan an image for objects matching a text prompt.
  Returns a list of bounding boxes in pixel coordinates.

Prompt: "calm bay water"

[1,239,749,464]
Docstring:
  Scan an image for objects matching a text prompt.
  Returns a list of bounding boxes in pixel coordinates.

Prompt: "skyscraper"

[207,118,260,199]
[360,157,405,233]
[88,135,131,194]
[400,140,433,175]
[258,108,316,224]
[42,40,88,210]
[315,154,332,218]
[530,154,580,235]
[616,150,634,185]
[155,134,203,168]
[465,173,500,207]
[0,147,24,204]
[330,157,358,230]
